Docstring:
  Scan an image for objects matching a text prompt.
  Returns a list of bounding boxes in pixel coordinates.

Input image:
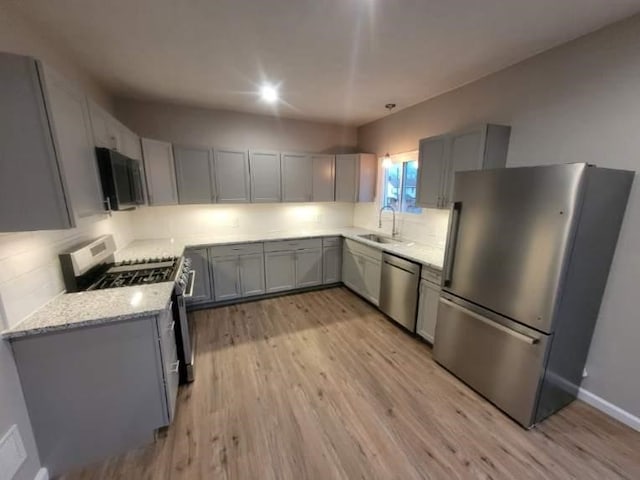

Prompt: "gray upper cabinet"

[250,150,281,202]
[141,138,178,206]
[335,153,377,202]
[312,154,335,202]
[416,135,448,208]
[0,53,105,231]
[87,100,119,150]
[281,153,313,202]
[174,145,216,204]
[214,148,250,203]
[417,124,511,209]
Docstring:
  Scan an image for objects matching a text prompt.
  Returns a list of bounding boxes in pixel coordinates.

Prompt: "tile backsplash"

[0,212,133,328]
[128,202,356,239]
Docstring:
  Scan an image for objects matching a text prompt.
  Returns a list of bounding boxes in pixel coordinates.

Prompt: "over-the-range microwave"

[95,147,144,211]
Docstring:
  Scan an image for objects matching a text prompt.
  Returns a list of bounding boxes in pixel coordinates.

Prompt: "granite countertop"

[3,283,174,340]
[118,227,445,271]
[3,227,443,340]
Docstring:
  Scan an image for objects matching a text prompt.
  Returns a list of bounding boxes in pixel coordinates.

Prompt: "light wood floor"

[63,287,640,479]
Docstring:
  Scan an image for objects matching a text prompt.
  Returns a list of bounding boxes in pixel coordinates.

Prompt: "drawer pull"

[167,321,175,332]
[169,361,180,374]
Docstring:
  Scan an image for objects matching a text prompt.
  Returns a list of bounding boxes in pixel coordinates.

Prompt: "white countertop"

[2,228,443,340]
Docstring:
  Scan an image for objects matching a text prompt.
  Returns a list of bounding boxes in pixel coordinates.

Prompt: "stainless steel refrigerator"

[433,163,633,428]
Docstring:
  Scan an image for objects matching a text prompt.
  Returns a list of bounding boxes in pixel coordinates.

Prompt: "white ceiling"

[11,0,640,125]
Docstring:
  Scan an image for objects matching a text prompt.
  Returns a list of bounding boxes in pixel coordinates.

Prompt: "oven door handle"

[184,270,196,298]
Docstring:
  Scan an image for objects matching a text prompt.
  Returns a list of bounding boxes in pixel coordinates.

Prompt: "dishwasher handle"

[382,253,421,275]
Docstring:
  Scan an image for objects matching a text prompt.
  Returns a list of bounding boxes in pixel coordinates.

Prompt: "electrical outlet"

[0,425,27,480]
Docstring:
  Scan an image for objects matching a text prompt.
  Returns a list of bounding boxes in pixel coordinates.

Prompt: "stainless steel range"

[59,235,196,383]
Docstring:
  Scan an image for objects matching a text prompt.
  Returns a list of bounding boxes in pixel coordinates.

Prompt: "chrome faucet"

[379,204,398,237]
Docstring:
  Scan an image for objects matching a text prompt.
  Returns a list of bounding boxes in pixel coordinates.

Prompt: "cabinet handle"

[167,321,175,333]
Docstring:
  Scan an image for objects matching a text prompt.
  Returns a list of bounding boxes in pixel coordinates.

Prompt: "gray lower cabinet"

[0,52,106,231]
[296,248,323,288]
[322,237,342,284]
[416,279,441,343]
[335,154,377,203]
[312,154,336,202]
[141,138,178,205]
[417,124,511,208]
[11,308,176,477]
[342,239,382,305]
[250,150,282,202]
[184,248,213,305]
[264,250,296,293]
[209,243,266,301]
[281,152,313,202]
[214,148,250,203]
[174,145,216,204]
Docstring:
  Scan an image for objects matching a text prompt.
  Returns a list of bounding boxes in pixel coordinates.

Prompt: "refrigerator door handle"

[440,298,539,345]
[443,201,462,287]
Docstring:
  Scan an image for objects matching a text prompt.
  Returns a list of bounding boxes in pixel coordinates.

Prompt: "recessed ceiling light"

[260,84,279,103]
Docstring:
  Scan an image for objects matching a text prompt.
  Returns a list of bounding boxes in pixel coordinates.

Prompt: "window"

[381,154,422,214]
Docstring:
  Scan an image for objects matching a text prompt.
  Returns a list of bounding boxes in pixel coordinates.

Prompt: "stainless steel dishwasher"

[379,252,421,331]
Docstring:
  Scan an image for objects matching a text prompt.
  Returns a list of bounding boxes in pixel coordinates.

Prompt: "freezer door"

[433,294,550,428]
[442,164,586,333]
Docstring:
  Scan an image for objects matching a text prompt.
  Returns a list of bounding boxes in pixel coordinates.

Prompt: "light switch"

[0,425,27,480]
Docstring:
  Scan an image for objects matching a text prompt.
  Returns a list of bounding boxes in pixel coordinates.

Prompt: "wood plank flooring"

[63,287,640,479]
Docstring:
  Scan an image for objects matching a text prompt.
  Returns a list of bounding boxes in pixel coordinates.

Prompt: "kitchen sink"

[357,234,398,244]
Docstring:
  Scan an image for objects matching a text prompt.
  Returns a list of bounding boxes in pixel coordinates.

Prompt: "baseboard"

[34,467,49,480]
[578,388,640,432]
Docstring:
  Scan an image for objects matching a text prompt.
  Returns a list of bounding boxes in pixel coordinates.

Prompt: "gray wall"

[115,99,358,153]
[359,15,640,417]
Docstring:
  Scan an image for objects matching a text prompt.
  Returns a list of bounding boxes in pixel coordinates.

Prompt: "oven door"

[433,293,550,428]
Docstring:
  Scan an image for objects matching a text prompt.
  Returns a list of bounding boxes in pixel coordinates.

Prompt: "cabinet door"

[174,145,215,204]
[416,135,448,208]
[119,126,142,160]
[250,150,281,202]
[214,148,250,203]
[312,154,335,202]
[239,253,266,297]
[416,280,441,343]
[0,53,72,231]
[362,256,382,305]
[341,246,363,295]
[265,251,296,293]
[141,138,178,205]
[87,100,118,149]
[211,256,241,301]
[323,246,342,284]
[296,248,322,288]
[357,154,377,202]
[41,65,105,221]
[335,154,357,202]
[281,153,313,202]
[184,248,213,304]
[442,128,485,205]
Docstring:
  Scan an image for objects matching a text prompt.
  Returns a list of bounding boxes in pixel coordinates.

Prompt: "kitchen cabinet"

[0,53,106,231]
[416,278,441,343]
[417,124,511,208]
[341,239,382,305]
[264,251,297,293]
[214,148,250,203]
[264,238,323,292]
[335,153,377,202]
[10,308,176,477]
[87,99,120,150]
[174,145,216,204]
[209,243,266,301]
[312,154,336,202]
[141,138,178,205]
[282,152,313,202]
[184,248,213,305]
[322,237,342,284]
[250,150,282,202]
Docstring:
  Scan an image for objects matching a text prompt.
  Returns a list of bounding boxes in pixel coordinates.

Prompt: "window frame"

[379,151,421,215]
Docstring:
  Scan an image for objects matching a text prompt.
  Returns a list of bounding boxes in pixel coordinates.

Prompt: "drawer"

[264,238,322,252]
[209,242,264,257]
[322,236,342,247]
[421,266,442,284]
[344,238,382,261]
